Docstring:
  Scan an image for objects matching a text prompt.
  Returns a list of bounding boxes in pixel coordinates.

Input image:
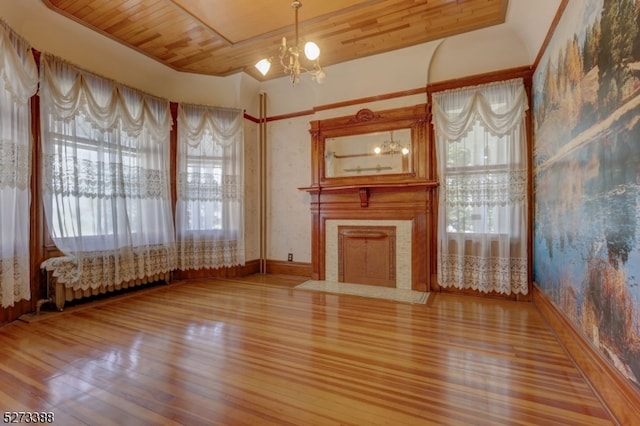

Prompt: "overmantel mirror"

[309,104,431,187]
[325,128,412,178]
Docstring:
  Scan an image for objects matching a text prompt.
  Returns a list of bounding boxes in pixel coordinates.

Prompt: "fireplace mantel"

[300,182,438,291]
[299,182,438,208]
[300,105,438,292]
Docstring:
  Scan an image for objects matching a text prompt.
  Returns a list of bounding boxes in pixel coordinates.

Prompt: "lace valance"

[432,78,528,143]
[39,54,172,140]
[178,104,243,148]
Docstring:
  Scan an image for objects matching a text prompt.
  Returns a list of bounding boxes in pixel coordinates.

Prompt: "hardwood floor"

[0,274,614,425]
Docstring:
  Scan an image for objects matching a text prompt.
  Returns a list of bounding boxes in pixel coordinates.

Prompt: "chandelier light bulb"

[374,146,382,155]
[304,41,320,60]
[255,58,272,76]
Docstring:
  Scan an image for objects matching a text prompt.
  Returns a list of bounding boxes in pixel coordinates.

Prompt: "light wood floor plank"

[0,275,614,425]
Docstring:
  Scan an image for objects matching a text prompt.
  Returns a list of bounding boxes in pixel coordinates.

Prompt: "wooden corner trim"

[532,283,640,426]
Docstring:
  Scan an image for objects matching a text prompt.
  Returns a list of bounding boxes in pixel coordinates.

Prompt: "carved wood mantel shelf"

[300,104,439,292]
[299,182,439,208]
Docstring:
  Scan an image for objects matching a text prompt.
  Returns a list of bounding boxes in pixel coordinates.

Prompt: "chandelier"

[254,1,326,85]
[374,131,410,156]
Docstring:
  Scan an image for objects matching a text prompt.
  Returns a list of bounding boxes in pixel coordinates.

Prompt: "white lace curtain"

[0,21,38,308]
[432,78,528,295]
[176,104,244,270]
[39,54,176,291]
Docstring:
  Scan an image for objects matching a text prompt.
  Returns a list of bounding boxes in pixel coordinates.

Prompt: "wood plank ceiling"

[42,0,509,80]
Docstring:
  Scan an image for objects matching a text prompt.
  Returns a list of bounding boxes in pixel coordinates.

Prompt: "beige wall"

[0,0,548,265]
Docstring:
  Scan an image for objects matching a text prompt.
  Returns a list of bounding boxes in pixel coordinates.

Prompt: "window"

[44,115,169,248]
[432,78,528,295]
[183,152,224,232]
[444,119,514,235]
[176,104,244,270]
[39,54,176,290]
[46,122,139,239]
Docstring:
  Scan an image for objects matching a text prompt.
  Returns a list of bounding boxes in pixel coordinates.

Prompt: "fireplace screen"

[338,226,396,287]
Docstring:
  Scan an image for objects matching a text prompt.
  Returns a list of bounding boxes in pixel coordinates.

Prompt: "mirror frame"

[308,104,431,187]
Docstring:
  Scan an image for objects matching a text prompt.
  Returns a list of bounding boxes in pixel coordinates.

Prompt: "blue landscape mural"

[533,0,640,386]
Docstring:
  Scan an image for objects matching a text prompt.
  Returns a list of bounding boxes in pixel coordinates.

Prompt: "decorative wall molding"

[350,108,382,123]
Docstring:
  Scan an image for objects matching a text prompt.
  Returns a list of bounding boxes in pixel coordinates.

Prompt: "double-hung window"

[176,104,244,270]
[444,116,516,236]
[182,150,224,233]
[39,54,176,290]
[432,78,528,295]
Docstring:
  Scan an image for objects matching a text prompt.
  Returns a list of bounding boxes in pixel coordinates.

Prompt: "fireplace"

[299,104,438,292]
[300,182,437,292]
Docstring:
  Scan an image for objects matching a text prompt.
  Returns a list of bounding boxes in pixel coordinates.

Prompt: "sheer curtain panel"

[432,78,528,295]
[39,55,176,291]
[0,21,38,308]
[176,104,244,270]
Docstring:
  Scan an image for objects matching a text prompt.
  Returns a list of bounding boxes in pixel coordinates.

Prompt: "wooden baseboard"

[532,283,640,426]
[266,260,312,277]
[173,259,260,280]
[172,259,311,279]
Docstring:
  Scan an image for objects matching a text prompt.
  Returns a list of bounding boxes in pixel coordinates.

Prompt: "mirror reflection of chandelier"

[254,1,326,85]
[374,131,410,156]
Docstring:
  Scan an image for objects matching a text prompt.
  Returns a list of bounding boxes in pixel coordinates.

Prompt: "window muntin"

[444,119,512,235]
[181,154,224,232]
[45,114,164,245]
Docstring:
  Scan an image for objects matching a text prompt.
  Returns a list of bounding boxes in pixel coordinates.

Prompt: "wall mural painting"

[533,0,640,387]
